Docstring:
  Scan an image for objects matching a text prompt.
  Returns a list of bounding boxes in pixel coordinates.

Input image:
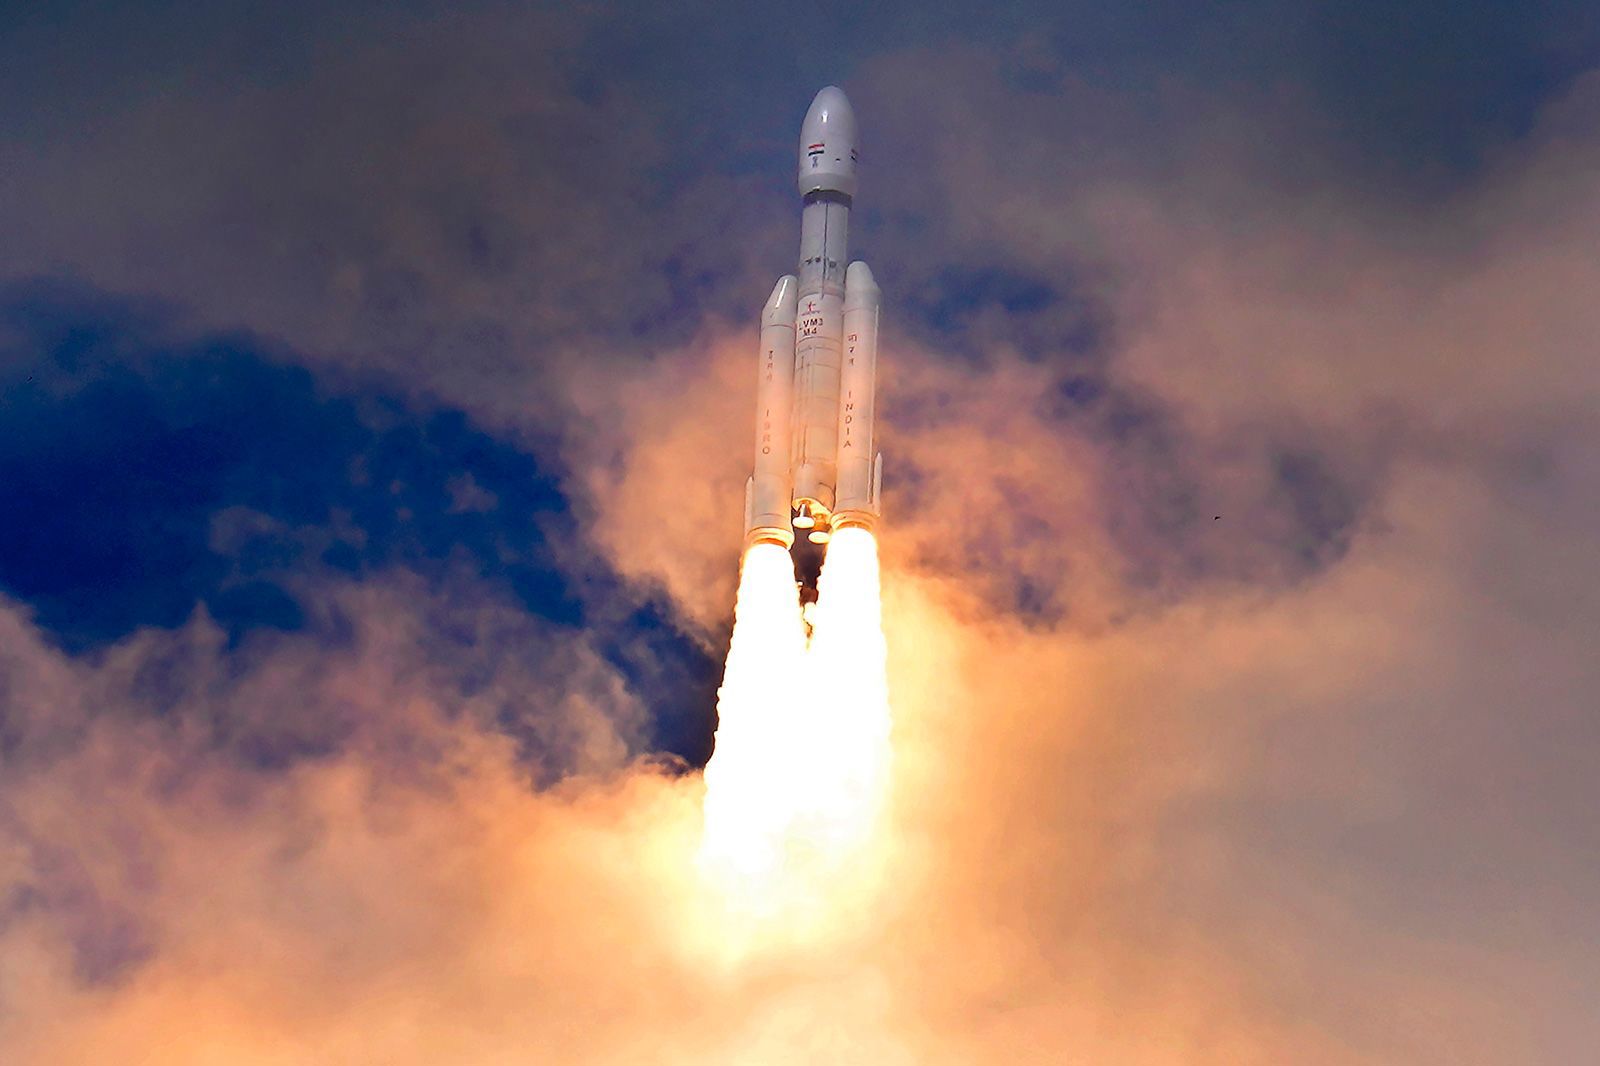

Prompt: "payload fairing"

[744,86,882,601]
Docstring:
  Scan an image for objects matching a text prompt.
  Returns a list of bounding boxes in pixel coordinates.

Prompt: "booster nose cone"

[764,274,798,319]
[798,86,858,198]
[844,260,878,302]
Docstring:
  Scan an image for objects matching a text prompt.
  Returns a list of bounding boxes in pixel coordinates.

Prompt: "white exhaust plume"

[792,527,891,870]
[697,542,810,901]
[698,530,892,937]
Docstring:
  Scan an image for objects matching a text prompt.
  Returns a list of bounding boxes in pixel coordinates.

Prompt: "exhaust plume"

[699,530,893,940]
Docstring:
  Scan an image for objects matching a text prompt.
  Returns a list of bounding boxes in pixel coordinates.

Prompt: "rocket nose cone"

[845,261,877,293]
[804,86,856,139]
[799,86,858,197]
[843,261,879,312]
[765,274,798,313]
[764,273,796,307]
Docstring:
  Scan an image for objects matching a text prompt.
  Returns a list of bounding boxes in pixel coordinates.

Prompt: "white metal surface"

[797,86,858,198]
[747,275,799,546]
[790,87,859,521]
[791,194,848,518]
[833,260,880,529]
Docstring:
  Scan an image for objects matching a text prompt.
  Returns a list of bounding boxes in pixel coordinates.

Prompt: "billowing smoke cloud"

[4,6,1600,1063]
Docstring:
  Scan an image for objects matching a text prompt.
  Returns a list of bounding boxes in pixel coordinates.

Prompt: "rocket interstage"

[743,86,882,599]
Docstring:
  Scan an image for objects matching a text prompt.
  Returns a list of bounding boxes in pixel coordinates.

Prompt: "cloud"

[3,4,1600,1061]
[0,599,692,1062]
[4,442,1593,1061]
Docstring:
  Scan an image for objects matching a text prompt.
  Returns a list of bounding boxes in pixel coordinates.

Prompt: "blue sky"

[0,276,722,764]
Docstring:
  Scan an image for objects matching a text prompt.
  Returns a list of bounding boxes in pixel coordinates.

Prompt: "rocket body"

[791,195,848,516]
[834,261,881,530]
[746,276,799,546]
[744,86,882,599]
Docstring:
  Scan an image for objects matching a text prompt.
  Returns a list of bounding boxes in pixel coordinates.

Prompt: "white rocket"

[744,86,882,600]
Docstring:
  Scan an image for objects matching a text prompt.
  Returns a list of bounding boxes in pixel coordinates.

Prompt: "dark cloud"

[3,0,1594,411]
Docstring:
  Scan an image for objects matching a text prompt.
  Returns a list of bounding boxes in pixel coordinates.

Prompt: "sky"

[2,1,1599,1061]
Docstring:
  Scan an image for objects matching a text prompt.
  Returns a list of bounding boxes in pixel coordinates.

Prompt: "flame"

[792,527,892,867]
[698,529,892,936]
[698,541,810,895]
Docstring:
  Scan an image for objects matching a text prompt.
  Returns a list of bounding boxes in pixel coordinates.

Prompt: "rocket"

[744,86,882,603]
